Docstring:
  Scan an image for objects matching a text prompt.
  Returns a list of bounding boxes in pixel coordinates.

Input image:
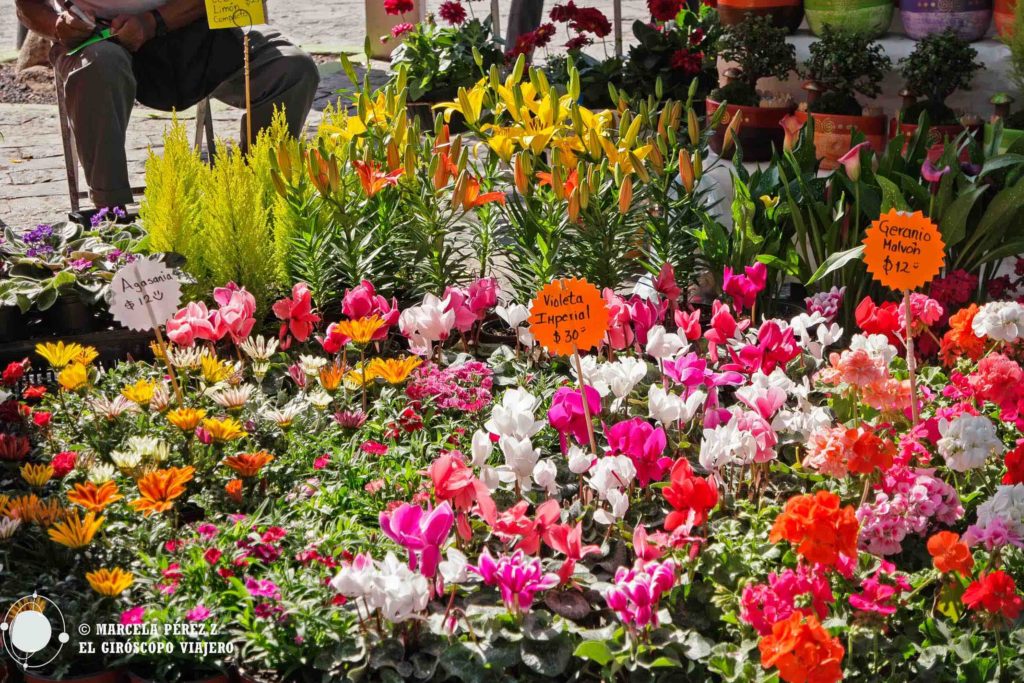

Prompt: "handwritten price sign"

[863,209,945,291]
[109,257,182,332]
[528,278,608,356]
[205,0,267,29]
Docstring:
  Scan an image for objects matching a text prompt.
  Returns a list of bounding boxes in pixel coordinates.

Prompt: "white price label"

[109,256,182,332]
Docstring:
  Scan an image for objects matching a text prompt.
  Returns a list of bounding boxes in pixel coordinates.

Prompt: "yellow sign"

[205,0,267,29]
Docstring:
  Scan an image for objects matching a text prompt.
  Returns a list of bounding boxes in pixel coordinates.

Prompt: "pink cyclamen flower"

[342,280,399,340]
[399,293,457,355]
[603,288,634,350]
[722,263,767,312]
[166,301,217,346]
[548,386,602,452]
[273,283,322,345]
[442,287,477,333]
[628,295,669,348]
[467,277,500,320]
[470,549,559,615]
[604,559,677,631]
[120,606,145,625]
[186,605,212,622]
[380,502,455,579]
[674,308,702,341]
[605,418,672,486]
[211,282,256,344]
[654,262,681,303]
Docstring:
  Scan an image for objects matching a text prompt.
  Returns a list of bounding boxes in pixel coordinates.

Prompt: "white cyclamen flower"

[937,414,1004,472]
[567,445,596,474]
[648,385,704,426]
[973,301,1024,342]
[499,435,540,489]
[698,419,758,471]
[439,548,470,584]
[645,325,688,360]
[532,459,558,495]
[603,357,648,404]
[484,388,543,439]
[588,454,636,499]
[570,355,611,397]
[374,552,431,623]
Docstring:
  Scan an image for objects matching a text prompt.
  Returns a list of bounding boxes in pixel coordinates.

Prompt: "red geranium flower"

[962,571,1023,621]
[1005,440,1024,485]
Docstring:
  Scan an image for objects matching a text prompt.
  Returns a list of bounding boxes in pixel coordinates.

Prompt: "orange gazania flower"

[27,497,64,528]
[353,160,403,196]
[331,316,385,346]
[86,567,134,596]
[458,174,506,211]
[223,451,274,478]
[366,356,422,384]
[319,363,345,392]
[0,495,9,517]
[48,510,104,548]
[225,479,244,503]
[928,531,975,576]
[167,407,207,431]
[20,463,54,487]
[129,466,194,516]
[758,612,844,683]
[68,481,123,512]
[769,490,859,569]
[7,494,40,521]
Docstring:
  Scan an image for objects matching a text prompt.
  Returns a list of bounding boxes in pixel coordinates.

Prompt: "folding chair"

[55,71,217,215]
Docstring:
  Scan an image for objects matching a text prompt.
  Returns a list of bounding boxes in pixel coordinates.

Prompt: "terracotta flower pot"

[717,0,804,32]
[794,110,888,170]
[891,119,984,149]
[804,0,894,37]
[707,99,795,161]
[23,672,123,683]
[899,0,992,40]
[995,0,1016,35]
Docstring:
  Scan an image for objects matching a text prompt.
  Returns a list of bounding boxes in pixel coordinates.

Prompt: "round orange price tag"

[528,277,608,356]
[863,209,945,291]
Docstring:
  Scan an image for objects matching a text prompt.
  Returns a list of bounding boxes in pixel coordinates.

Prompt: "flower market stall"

[3,1,1024,682]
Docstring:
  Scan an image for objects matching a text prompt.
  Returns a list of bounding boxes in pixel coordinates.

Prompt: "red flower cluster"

[662,458,718,529]
[855,297,902,346]
[51,450,78,478]
[438,0,467,25]
[648,0,685,22]
[1,360,26,387]
[758,613,844,683]
[846,426,896,475]
[962,571,1023,621]
[670,49,704,75]
[383,0,414,16]
[1004,440,1024,485]
[769,491,859,568]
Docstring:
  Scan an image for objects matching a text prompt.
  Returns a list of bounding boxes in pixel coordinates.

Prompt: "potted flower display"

[717,0,804,33]
[706,15,797,160]
[793,26,891,169]
[804,0,893,38]
[895,30,983,145]
[900,0,992,41]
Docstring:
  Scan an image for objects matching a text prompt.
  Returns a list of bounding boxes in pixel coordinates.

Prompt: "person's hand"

[110,13,156,52]
[55,10,95,49]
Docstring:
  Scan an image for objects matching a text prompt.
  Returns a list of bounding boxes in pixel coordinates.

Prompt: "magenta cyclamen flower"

[471,549,558,615]
[605,418,671,486]
[739,565,834,636]
[722,263,767,311]
[604,559,677,630]
[627,295,668,347]
[548,386,602,452]
[379,502,454,579]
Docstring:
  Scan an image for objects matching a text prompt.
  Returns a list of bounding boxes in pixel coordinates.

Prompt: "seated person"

[15,0,320,209]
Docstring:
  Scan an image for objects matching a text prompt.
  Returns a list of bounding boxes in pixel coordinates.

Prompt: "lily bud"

[307,150,330,195]
[678,150,694,194]
[276,141,293,180]
[452,170,468,208]
[514,153,529,195]
[648,145,664,174]
[618,175,633,214]
[629,153,650,184]
[404,145,416,182]
[551,165,565,200]
[270,169,288,198]
[386,141,400,172]
[568,191,580,222]
[693,149,703,181]
[721,110,744,156]
[687,108,699,146]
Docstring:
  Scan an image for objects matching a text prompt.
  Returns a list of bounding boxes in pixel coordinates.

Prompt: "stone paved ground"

[0,1,650,229]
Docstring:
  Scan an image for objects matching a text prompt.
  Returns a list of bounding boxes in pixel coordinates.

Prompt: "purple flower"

[186,605,212,622]
[604,560,677,631]
[245,578,282,600]
[70,258,92,272]
[379,502,454,579]
[548,386,601,452]
[921,159,951,188]
[805,286,846,324]
[470,549,558,615]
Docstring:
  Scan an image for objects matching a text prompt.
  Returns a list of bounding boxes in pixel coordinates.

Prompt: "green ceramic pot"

[805,0,894,37]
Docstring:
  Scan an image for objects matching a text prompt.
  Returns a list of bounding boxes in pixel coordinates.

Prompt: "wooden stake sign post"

[109,256,184,405]
[863,209,946,427]
[204,0,268,146]
[528,277,609,455]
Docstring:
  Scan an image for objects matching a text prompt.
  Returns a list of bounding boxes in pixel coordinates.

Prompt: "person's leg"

[210,28,320,148]
[505,0,545,52]
[51,41,136,208]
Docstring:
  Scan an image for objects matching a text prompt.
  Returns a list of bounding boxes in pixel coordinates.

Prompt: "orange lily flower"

[535,169,579,198]
[129,466,195,516]
[459,175,506,211]
[353,160,403,197]
[68,481,123,512]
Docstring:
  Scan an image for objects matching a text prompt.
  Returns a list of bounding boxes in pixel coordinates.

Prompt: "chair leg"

[54,70,80,214]
[194,97,217,164]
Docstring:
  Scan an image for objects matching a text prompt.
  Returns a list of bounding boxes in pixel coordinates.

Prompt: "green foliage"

[715,15,796,93]
[389,17,503,101]
[623,7,722,104]
[803,26,891,115]
[899,30,980,124]
[1007,0,1024,99]
[544,53,625,109]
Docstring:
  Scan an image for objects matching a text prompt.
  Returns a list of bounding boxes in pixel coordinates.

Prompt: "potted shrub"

[793,27,891,169]
[706,15,797,160]
[895,30,983,144]
[804,0,893,38]
[389,14,503,128]
[900,0,992,41]
[717,0,804,33]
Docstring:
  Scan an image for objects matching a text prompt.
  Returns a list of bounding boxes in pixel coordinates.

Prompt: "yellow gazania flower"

[121,378,157,406]
[331,315,385,346]
[318,364,345,392]
[344,367,375,390]
[367,356,422,384]
[20,463,54,487]
[48,510,104,548]
[67,481,123,512]
[35,341,85,369]
[76,346,99,366]
[86,567,134,597]
[202,417,246,443]
[201,355,235,384]
[58,363,89,391]
[166,407,207,432]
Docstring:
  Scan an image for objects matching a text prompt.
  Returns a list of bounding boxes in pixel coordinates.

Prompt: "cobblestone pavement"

[0,1,649,229]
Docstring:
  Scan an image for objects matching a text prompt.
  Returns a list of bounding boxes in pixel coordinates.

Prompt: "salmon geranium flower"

[769,490,859,568]
[222,451,274,478]
[129,466,195,516]
[67,481,123,512]
[927,531,974,576]
[86,567,134,596]
[758,612,844,683]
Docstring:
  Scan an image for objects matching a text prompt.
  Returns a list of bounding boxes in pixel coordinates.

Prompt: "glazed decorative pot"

[994,0,1015,35]
[891,119,984,156]
[793,110,888,170]
[900,0,992,40]
[707,99,795,161]
[717,0,804,32]
[804,0,894,37]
